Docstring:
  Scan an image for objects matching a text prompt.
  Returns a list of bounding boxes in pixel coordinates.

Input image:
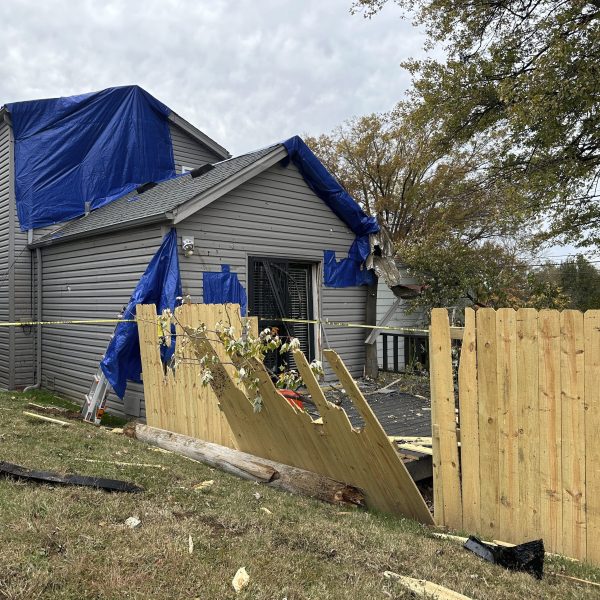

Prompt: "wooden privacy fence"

[430,307,600,565]
[137,303,433,524]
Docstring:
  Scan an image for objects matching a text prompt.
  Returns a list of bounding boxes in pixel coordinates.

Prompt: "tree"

[305,103,525,244]
[351,0,600,247]
[535,255,600,310]
[306,108,563,310]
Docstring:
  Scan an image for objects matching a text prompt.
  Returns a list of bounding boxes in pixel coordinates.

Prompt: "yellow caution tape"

[0,316,433,335]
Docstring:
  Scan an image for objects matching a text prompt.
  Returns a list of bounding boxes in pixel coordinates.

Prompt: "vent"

[190,164,215,178]
[136,181,158,194]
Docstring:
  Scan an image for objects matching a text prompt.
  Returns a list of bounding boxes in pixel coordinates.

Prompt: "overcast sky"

[0,0,424,155]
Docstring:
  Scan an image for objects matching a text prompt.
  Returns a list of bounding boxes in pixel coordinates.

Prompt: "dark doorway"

[248,257,315,373]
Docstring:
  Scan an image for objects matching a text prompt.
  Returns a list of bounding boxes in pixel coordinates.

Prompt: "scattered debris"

[383,571,472,599]
[188,534,194,554]
[125,516,141,529]
[253,492,261,500]
[26,402,82,421]
[23,411,70,427]
[0,461,143,493]
[464,536,544,579]
[110,428,124,435]
[232,567,250,593]
[549,572,600,588]
[149,447,172,454]
[193,480,214,491]
[260,507,272,515]
[72,458,165,470]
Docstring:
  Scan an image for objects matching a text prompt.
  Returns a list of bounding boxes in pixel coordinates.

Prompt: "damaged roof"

[32,144,283,246]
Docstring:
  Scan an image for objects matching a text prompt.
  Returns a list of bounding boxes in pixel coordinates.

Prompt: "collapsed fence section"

[430,307,600,565]
[136,302,433,524]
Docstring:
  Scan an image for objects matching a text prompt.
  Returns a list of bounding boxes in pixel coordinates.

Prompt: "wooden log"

[134,424,365,507]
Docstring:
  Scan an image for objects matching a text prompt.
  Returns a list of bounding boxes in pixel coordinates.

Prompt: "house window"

[248,257,316,373]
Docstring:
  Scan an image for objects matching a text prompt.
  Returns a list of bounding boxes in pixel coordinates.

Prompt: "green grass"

[1,391,599,599]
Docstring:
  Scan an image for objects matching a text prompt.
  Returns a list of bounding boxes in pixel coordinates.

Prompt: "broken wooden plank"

[0,461,142,492]
[134,423,365,507]
[22,411,70,427]
[383,572,472,600]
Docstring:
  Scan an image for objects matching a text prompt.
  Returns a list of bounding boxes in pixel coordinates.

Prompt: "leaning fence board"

[476,308,499,538]
[458,308,479,533]
[515,308,540,540]
[585,311,600,564]
[430,309,462,529]
[538,310,563,554]
[136,303,433,524]
[560,310,586,560]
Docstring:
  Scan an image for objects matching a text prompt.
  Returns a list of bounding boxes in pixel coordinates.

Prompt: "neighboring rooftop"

[32,144,283,246]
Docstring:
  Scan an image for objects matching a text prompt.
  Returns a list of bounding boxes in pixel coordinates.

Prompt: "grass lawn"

[1,391,599,599]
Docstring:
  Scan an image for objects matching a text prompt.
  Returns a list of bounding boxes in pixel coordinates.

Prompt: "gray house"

[0,86,391,418]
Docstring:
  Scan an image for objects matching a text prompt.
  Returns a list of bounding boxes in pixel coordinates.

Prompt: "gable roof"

[32,144,286,247]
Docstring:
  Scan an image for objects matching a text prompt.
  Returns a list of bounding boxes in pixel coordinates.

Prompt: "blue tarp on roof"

[6,85,175,230]
[282,136,379,286]
[101,228,181,399]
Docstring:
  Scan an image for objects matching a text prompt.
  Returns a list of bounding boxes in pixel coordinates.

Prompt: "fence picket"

[476,308,499,538]
[430,309,462,529]
[458,307,480,532]
[496,308,519,543]
[561,310,586,559]
[585,310,600,564]
[516,308,540,539]
[538,310,563,554]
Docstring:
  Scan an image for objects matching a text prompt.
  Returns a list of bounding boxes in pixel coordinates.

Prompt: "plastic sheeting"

[282,136,379,287]
[7,85,175,231]
[203,265,248,316]
[101,228,181,399]
[282,136,379,239]
[323,250,376,288]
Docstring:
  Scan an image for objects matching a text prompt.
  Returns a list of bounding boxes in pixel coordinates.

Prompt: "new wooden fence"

[430,307,600,564]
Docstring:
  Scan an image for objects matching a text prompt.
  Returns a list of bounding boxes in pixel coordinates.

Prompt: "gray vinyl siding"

[0,122,10,389]
[376,275,426,371]
[40,225,164,417]
[169,123,223,174]
[177,161,369,378]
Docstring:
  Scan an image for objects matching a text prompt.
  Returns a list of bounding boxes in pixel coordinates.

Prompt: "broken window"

[248,257,315,374]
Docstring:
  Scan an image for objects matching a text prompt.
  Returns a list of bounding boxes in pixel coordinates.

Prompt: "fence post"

[430,308,463,530]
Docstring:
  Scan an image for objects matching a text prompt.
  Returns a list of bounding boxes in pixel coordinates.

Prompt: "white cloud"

[0,0,426,154]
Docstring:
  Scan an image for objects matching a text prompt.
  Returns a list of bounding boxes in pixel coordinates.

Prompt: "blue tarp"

[101,229,181,399]
[6,85,175,231]
[282,135,379,286]
[203,265,248,316]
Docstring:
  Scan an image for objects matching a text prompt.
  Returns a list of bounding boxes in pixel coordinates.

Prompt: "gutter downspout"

[23,247,42,392]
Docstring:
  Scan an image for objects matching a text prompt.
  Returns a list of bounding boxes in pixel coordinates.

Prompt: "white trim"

[365,296,403,344]
[172,146,289,225]
[168,113,230,160]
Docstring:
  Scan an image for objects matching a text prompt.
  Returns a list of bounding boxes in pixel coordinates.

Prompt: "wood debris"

[383,571,472,600]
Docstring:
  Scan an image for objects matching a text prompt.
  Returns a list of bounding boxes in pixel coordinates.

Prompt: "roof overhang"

[29,213,172,248]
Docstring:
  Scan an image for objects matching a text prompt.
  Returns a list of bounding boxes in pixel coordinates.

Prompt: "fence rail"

[430,307,600,565]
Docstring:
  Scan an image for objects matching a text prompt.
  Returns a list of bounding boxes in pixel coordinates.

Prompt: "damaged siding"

[177,161,369,378]
[40,226,163,417]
